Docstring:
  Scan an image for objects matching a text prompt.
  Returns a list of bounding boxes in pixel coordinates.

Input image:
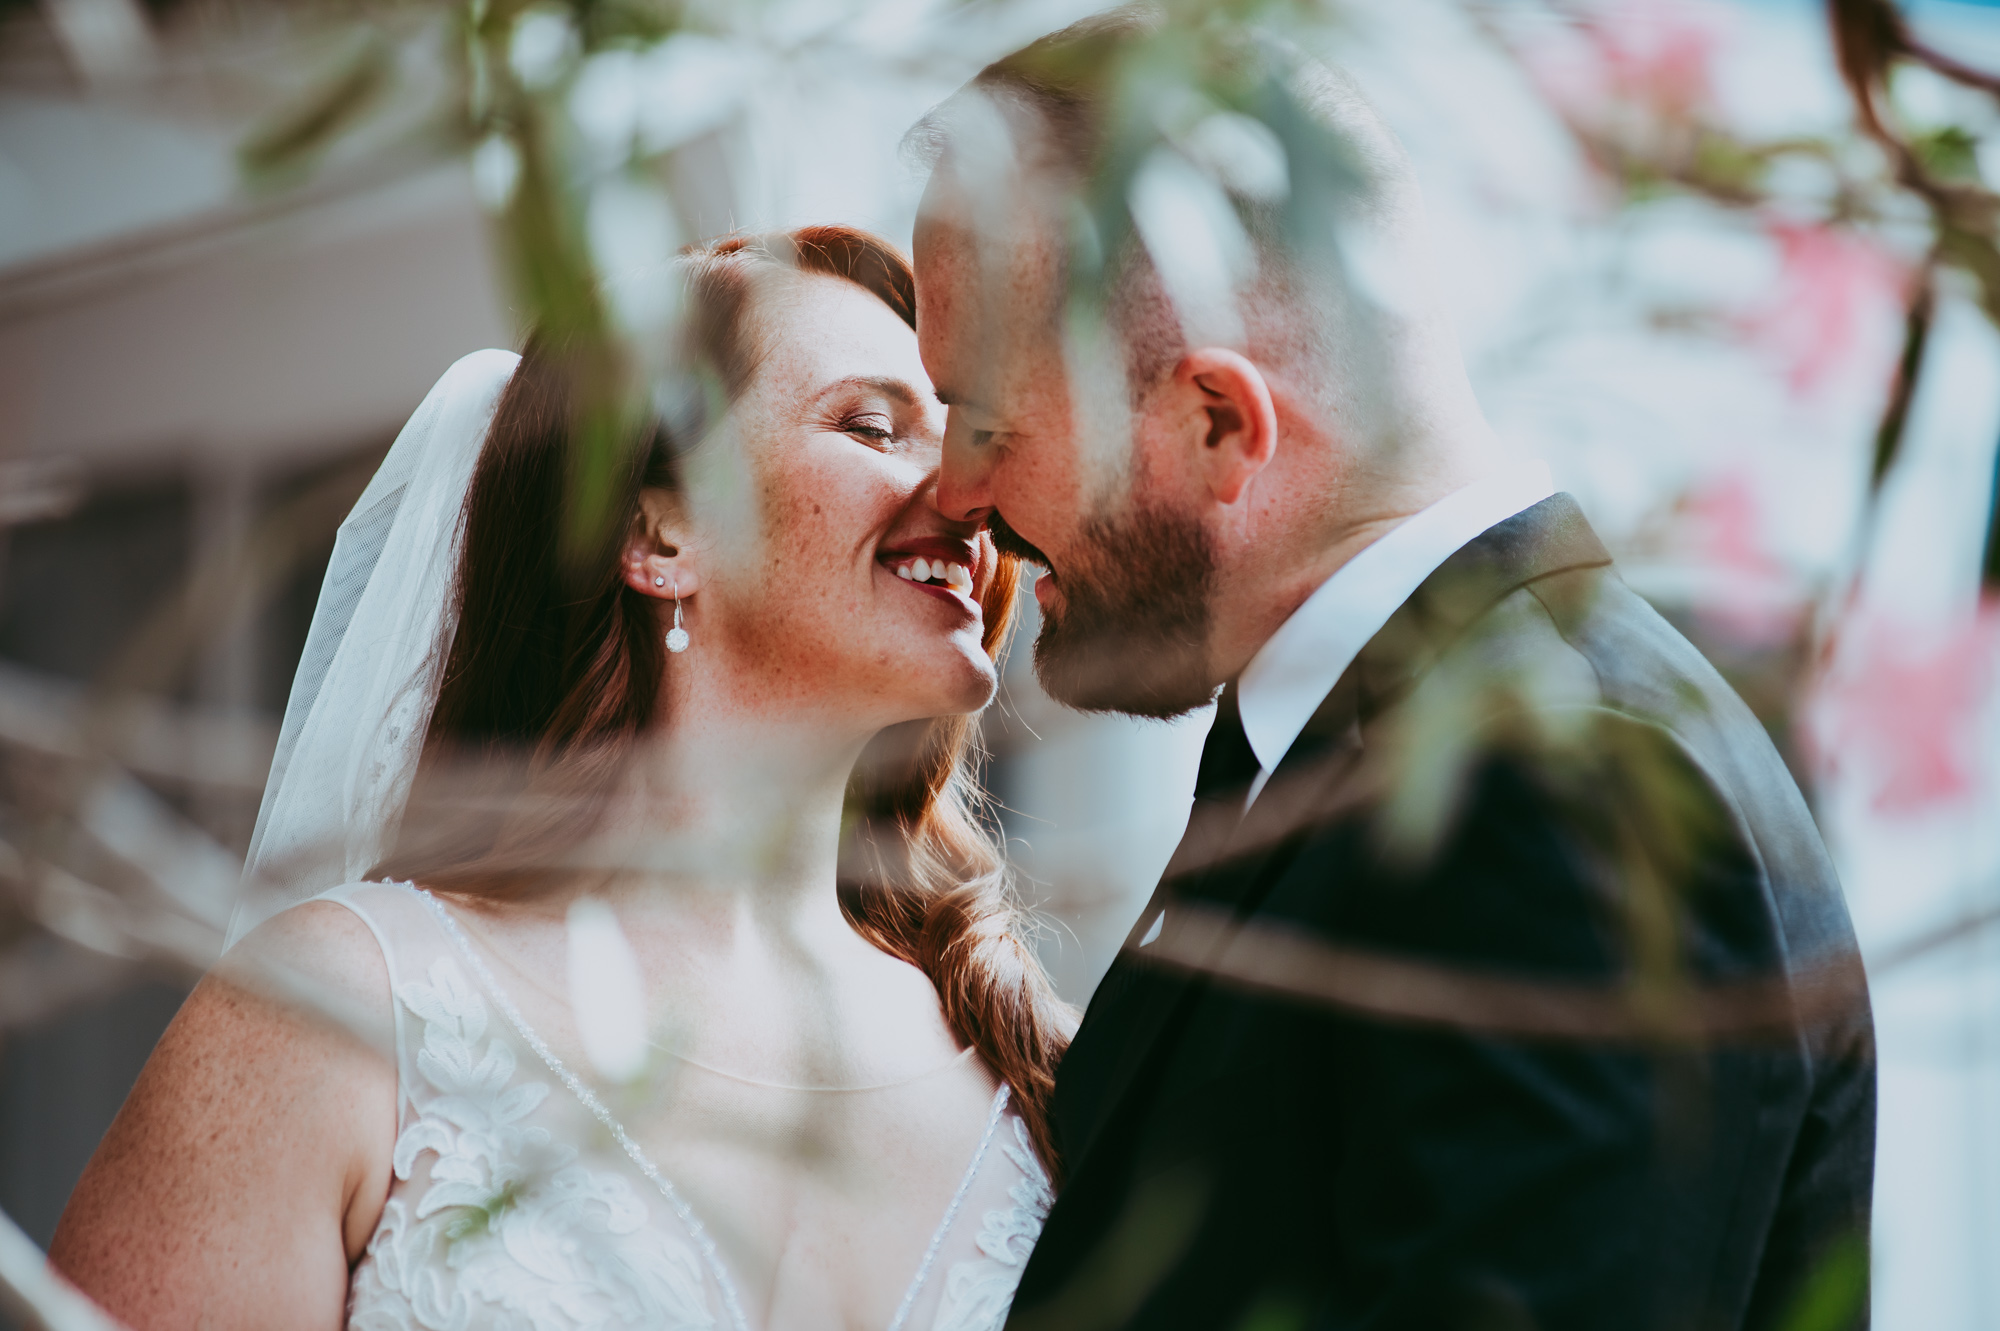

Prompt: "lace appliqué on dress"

[929,1117,1054,1331]
[348,957,715,1331]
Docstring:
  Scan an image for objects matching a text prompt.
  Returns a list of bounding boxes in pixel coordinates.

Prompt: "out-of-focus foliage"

[4,0,2000,1323]
[9,0,1998,1126]
[1472,0,2000,846]
[1483,0,2000,551]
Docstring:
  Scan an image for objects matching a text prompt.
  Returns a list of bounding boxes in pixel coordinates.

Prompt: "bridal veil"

[231,349,520,946]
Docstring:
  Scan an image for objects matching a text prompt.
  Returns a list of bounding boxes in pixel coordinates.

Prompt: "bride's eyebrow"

[811,375,924,410]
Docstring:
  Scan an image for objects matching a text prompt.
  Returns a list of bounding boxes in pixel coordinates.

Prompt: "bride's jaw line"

[640,276,996,737]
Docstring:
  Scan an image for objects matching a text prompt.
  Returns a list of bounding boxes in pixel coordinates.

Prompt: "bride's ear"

[622,488,703,599]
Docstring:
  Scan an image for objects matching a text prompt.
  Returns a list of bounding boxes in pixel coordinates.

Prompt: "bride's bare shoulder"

[216,897,396,1050]
[224,896,390,986]
[49,897,399,1327]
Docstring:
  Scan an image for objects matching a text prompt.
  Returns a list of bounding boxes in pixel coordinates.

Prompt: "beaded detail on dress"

[319,881,1051,1331]
[932,1119,1054,1331]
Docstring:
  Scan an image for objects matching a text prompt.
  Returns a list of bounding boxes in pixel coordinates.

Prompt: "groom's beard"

[991,502,1217,720]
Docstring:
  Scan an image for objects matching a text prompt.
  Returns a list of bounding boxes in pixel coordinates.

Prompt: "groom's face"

[915,204,1218,720]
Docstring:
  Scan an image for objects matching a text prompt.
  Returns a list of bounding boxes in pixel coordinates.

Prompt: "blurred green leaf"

[1010,1167,1208,1331]
[1938,222,2000,328]
[1688,128,1772,200]
[1233,1292,1308,1331]
[574,0,689,50]
[1777,1231,1869,1331]
[238,32,394,184]
[1912,124,1981,182]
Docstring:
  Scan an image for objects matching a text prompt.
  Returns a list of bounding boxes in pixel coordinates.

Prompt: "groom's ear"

[1174,349,1278,507]
[622,488,703,599]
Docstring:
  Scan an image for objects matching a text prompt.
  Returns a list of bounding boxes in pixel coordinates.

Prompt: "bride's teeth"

[892,555,973,588]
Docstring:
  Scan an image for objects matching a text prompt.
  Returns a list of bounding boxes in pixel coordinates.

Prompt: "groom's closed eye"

[950,415,1004,454]
[935,391,1004,449]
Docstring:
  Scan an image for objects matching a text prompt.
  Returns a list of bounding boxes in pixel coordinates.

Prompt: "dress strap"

[302,880,441,1121]
[885,1083,1012,1331]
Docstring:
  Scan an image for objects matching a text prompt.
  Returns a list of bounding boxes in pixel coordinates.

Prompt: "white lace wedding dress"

[319,880,1053,1331]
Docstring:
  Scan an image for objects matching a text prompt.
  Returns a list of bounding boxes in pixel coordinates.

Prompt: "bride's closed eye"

[832,411,898,448]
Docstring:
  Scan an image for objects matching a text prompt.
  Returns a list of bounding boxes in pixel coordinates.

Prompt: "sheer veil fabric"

[232,349,521,946]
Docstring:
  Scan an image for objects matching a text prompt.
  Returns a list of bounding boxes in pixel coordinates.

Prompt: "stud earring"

[665,578,690,653]
[654,575,665,587]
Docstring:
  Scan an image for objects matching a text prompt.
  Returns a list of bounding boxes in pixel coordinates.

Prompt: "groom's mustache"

[987,512,1052,573]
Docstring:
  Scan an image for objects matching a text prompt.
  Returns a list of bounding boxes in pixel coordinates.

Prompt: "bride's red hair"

[377,224,1074,1172]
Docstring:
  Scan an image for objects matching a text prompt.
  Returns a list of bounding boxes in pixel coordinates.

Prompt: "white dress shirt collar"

[1236,462,1556,806]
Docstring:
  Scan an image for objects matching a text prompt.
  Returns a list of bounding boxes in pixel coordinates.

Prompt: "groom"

[914,10,1875,1331]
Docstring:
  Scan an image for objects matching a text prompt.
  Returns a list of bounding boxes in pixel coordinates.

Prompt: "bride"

[49,225,1072,1331]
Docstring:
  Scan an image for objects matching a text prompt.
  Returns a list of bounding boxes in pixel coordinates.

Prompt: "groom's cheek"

[1013,432,1093,534]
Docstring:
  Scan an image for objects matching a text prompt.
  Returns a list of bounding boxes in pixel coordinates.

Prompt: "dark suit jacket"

[1005,495,1875,1331]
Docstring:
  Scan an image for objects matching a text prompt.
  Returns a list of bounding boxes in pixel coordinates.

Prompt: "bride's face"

[681,273,1000,726]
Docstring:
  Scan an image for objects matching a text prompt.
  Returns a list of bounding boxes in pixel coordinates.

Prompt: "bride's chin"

[901,658,998,721]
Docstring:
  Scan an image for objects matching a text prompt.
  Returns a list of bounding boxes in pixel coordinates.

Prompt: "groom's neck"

[1200,414,1496,686]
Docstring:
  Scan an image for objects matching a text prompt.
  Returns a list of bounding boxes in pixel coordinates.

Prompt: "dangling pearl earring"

[665,578,690,654]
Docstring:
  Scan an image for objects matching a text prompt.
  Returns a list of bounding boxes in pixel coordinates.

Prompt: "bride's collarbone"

[448,901,974,1098]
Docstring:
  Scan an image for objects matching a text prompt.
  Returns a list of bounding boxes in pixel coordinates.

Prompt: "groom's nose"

[937,408,996,525]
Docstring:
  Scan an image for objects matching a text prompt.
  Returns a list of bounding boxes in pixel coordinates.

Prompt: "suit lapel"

[1052,494,1615,1172]
[1344,492,1612,716]
[1049,745,1282,1165]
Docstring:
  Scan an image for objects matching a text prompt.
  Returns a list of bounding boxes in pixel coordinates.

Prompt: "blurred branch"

[1830,0,2000,132]
[0,1207,126,1331]
[38,0,153,88]
[95,450,377,708]
[1869,893,2000,973]
[1983,435,2000,591]
[1142,902,1867,1046]
[1827,0,2000,320]
[0,662,274,792]
[1140,885,2000,1044]
[1868,265,1934,491]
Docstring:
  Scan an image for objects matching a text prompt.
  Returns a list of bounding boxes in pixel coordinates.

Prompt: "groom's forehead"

[918,264,1069,431]
[914,196,1066,355]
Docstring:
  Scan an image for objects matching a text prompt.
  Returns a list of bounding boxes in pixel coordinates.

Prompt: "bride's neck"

[580,668,870,937]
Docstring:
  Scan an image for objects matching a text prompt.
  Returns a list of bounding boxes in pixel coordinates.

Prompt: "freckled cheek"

[756,467,887,611]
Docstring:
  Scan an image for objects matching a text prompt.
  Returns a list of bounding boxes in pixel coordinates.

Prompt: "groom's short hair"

[910,5,1429,411]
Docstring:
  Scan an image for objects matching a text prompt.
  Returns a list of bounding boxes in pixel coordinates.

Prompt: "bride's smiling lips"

[877,536,984,613]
